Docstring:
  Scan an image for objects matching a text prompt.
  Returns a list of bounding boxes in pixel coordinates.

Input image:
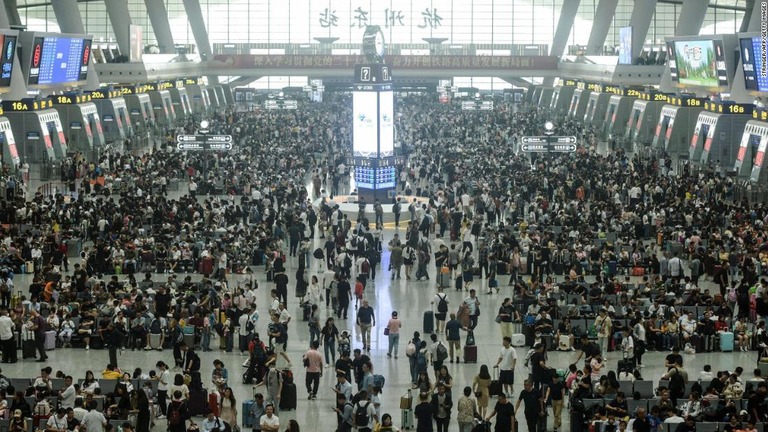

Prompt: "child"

[338,331,351,357]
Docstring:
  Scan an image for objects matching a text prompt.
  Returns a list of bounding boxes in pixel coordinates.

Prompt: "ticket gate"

[207,87,220,108]
[186,85,210,114]
[148,90,176,127]
[169,87,192,119]
[651,105,703,158]
[5,110,66,162]
[568,89,592,119]
[734,121,768,182]
[551,86,575,118]
[584,92,611,128]
[0,118,21,170]
[92,96,130,149]
[213,85,227,107]
[125,93,156,132]
[531,86,543,106]
[538,87,554,109]
[627,99,666,149]
[54,102,106,159]
[603,95,635,144]
[690,112,750,170]
[220,85,234,105]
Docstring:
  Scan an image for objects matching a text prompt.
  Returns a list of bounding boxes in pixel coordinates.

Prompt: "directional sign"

[520,135,578,153]
[176,134,233,151]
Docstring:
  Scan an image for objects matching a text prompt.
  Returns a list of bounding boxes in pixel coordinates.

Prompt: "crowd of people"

[0,88,762,432]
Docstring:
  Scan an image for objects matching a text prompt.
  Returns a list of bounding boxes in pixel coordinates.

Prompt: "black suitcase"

[455,275,463,291]
[279,382,297,411]
[22,340,36,359]
[188,389,208,416]
[423,311,434,334]
[302,303,311,322]
[189,371,203,390]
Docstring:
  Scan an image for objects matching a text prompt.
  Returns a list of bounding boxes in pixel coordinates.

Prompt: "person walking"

[544,373,566,432]
[386,312,402,359]
[514,380,545,432]
[302,341,323,400]
[431,384,453,432]
[494,336,518,396]
[320,318,339,366]
[0,309,16,363]
[432,287,449,334]
[28,310,48,362]
[485,392,515,432]
[445,313,462,364]
[456,386,477,432]
[357,300,375,352]
[463,290,481,330]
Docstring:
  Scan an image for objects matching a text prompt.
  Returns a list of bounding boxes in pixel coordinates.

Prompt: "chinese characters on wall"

[319,7,443,30]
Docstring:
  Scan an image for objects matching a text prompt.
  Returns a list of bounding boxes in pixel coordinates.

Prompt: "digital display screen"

[741,37,768,92]
[667,42,678,81]
[355,166,374,189]
[673,40,719,88]
[378,91,393,158]
[0,35,16,87]
[353,91,379,158]
[618,26,633,65]
[375,166,397,189]
[28,35,91,86]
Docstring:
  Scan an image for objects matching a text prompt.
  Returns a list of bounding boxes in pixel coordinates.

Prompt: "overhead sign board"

[521,135,578,153]
[176,134,233,151]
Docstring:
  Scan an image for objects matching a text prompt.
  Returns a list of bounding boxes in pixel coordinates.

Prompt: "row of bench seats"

[8,377,159,395]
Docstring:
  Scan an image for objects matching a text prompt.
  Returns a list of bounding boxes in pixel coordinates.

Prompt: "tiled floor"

[2,223,754,432]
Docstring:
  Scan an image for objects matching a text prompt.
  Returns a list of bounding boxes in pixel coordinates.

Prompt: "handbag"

[384,327,390,336]
[495,315,502,324]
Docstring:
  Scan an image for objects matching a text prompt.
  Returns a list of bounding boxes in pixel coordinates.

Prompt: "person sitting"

[605,392,629,418]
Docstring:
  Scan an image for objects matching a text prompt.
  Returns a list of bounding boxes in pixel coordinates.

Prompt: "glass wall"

[16,0,747,52]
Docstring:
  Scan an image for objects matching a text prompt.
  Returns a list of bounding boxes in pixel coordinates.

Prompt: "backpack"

[437,294,448,313]
[669,368,685,396]
[351,237,358,248]
[436,342,448,362]
[149,318,162,334]
[393,202,401,214]
[313,248,324,259]
[168,402,183,426]
[245,318,254,333]
[405,342,417,357]
[372,374,385,391]
[339,340,351,356]
[355,401,371,427]
[361,260,370,274]
[344,255,352,269]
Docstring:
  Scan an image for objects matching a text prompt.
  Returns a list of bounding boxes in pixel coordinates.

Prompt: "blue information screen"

[28,36,91,85]
[741,36,768,92]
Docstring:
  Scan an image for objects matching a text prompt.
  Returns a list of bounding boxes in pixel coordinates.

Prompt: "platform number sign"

[381,67,389,81]
[360,67,371,82]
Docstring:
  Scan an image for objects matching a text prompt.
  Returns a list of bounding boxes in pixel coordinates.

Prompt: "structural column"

[144,0,176,54]
[585,0,619,55]
[543,0,581,87]
[52,0,100,90]
[675,0,707,36]
[104,0,133,57]
[182,0,218,84]
[628,0,657,61]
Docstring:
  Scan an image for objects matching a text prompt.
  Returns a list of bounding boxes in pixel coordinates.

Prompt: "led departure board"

[27,35,92,86]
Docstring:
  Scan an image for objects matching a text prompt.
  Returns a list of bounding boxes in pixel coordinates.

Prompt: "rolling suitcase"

[719,331,734,352]
[488,368,502,396]
[455,275,463,291]
[279,382,297,411]
[183,333,195,349]
[241,400,254,427]
[401,408,414,430]
[188,389,208,416]
[464,345,478,363]
[557,334,571,351]
[44,331,56,350]
[437,273,451,288]
[22,339,36,359]
[423,311,434,334]
[472,420,492,432]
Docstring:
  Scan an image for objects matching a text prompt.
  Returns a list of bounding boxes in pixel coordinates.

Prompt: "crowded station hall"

[0,1,765,432]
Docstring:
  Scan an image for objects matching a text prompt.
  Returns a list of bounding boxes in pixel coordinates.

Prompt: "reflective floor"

[3,222,753,432]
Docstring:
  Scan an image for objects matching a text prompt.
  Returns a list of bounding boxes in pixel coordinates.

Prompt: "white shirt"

[60,384,76,408]
[498,346,517,371]
[82,410,107,432]
[0,315,13,340]
[260,414,279,429]
[157,369,170,391]
[46,414,67,431]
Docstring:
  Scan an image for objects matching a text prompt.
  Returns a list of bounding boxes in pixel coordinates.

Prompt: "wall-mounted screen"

[618,26,633,65]
[673,40,719,88]
[0,35,16,88]
[27,35,92,86]
[353,91,379,158]
[667,42,679,82]
[740,36,768,92]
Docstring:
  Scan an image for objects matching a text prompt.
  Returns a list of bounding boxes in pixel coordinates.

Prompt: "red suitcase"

[208,391,220,416]
[199,257,213,275]
[464,345,477,363]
